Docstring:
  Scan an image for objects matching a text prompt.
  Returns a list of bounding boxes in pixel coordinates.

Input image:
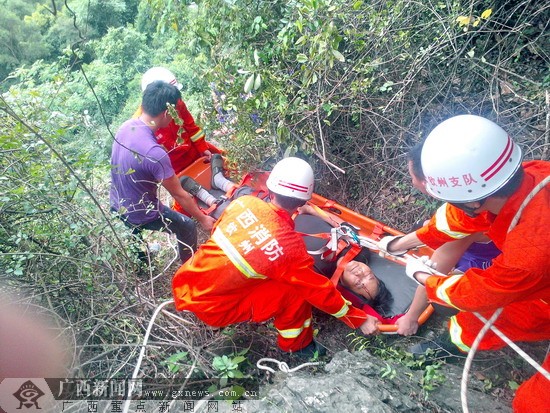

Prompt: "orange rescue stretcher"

[175,156,435,334]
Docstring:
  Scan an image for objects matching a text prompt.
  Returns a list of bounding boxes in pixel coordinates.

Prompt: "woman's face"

[341,261,380,301]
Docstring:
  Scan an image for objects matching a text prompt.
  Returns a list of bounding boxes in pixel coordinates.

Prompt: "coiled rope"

[256,358,323,373]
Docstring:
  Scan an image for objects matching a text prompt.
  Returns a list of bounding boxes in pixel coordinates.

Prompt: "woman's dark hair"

[353,246,371,264]
[368,279,393,317]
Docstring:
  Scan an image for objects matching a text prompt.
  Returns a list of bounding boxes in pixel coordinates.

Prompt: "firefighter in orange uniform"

[378,141,501,336]
[378,141,499,274]
[172,157,376,357]
[405,115,550,413]
[136,67,214,174]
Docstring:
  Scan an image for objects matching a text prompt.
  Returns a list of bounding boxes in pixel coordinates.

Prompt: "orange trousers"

[512,354,550,413]
[451,300,550,351]
[190,281,314,352]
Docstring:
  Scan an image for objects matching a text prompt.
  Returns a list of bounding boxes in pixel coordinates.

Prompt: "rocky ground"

[209,307,547,412]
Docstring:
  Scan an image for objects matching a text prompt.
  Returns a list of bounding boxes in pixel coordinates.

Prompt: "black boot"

[180,176,203,196]
[293,340,327,360]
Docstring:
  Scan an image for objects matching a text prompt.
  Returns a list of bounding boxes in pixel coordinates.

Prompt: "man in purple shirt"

[110,81,215,262]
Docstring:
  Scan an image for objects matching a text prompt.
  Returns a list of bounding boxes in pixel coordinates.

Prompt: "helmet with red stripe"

[141,67,182,92]
[421,115,522,202]
[266,157,314,200]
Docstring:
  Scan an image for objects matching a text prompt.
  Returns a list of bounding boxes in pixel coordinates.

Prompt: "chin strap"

[297,223,364,284]
[330,243,362,286]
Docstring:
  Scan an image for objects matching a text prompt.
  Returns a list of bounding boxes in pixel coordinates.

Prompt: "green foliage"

[91,26,149,68]
[0,0,51,81]
[1,0,141,86]
[420,363,446,397]
[38,13,83,60]
[68,0,133,38]
[380,362,397,380]
[162,351,189,374]
[508,380,520,390]
[349,333,446,398]
[143,0,547,226]
[212,350,249,387]
[1,57,145,365]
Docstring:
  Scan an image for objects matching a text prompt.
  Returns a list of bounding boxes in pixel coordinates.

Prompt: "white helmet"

[421,115,522,202]
[141,67,182,91]
[266,157,314,200]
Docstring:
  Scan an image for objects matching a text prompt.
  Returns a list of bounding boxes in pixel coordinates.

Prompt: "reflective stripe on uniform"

[449,316,471,352]
[434,204,470,239]
[435,274,463,309]
[189,129,205,143]
[277,318,312,338]
[331,301,350,318]
[212,228,268,279]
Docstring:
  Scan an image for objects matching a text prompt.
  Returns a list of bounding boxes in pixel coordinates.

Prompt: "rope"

[357,235,380,250]
[508,175,550,231]
[122,299,174,413]
[460,308,503,413]
[473,312,550,380]
[461,310,550,413]
[256,358,323,373]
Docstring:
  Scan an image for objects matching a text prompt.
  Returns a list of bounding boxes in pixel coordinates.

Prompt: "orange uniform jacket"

[415,203,494,249]
[134,99,208,174]
[424,161,550,348]
[172,195,367,351]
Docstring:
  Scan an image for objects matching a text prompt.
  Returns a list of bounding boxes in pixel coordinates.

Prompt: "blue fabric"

[456,241,501,272]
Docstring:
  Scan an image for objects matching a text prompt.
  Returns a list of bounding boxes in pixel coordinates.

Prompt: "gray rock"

[256,350,512,413]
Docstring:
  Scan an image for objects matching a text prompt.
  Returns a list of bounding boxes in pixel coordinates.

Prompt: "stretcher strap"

[371,223,385,240]
[295,230,331,249]
[295,230,350,262]
[330,243,362,286]
[203,198,225,216]
[224,184,238,199]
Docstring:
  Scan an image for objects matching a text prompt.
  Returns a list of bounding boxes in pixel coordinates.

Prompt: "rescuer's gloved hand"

[377,235,407,256]
[405,256,436,285]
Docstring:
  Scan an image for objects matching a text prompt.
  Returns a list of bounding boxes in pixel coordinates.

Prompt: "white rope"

[462,310,550,413]
[357,235,382,251]
[257,357,323,373]
[473,312,550,380]
[508,175,550,231]
[460,308,503,413]
[122,299,174,413]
